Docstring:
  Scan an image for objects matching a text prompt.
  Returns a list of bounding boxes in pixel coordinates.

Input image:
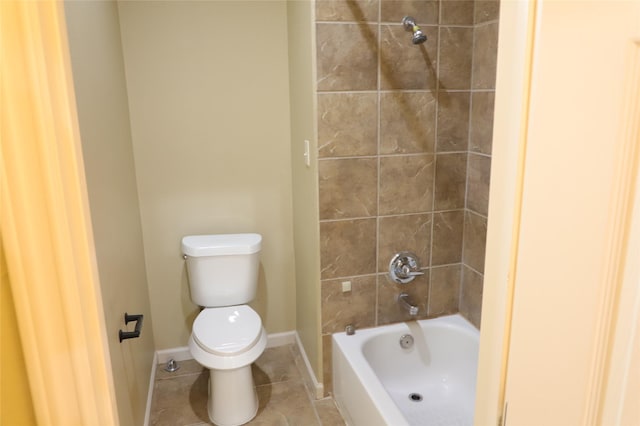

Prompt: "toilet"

[181,233,267,426]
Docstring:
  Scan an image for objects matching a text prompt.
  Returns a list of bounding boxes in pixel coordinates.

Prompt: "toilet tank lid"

[182,233,262,257]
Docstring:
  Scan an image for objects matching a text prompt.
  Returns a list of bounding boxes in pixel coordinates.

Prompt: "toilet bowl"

[188,305,267,425]
[181,233,265,426]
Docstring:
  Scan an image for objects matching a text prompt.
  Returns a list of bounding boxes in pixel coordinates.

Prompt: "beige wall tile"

[439,26,473,89]
[437,91,471,152]
[470,91,495,155]
[321,275,377,333]
[380,25,438,90]
[317,23,378,91]
[460,265,483,328]
[378,214,432,272]
[379,154,435,215]
[316,0,379,22]
[377,272,430,324]
[463,210,487,273]
[435,153,468,210]
[380,91,436,154]
[467,153,491,216]
[441,0,475,25]
[314,0,499,384]
[475,0,500,24]
[428,264,461,316]
[318,93,378,158]
[472,22,499,89]
[381,0,439,24]
[432,210,464,265]
[320,218,377,279]
[319,158,378,220]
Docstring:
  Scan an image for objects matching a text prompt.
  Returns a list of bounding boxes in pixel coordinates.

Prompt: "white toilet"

[181,233,267,426]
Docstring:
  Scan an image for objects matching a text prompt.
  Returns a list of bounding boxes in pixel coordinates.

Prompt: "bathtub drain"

[408,393,423,402]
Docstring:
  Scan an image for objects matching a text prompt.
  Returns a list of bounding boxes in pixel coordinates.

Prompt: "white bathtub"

[332,314,479,426]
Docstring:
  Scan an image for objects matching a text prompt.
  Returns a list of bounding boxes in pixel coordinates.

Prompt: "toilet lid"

[192,306,262,356]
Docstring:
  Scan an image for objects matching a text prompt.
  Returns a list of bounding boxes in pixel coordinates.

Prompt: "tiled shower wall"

[315,0,498,391]
[460,1,498,329]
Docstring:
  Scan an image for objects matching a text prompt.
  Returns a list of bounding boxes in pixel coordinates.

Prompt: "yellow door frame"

[1,1,119,424]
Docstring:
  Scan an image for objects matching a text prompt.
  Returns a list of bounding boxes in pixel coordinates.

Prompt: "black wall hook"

[119,313,143,342]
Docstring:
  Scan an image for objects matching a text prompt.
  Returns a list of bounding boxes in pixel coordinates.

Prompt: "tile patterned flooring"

[149,344,346,426]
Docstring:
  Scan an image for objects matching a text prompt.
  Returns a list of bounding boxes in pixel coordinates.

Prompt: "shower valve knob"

[389,252,424,284]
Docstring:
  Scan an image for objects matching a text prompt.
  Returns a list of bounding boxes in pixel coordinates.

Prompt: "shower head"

[411,29,427,45]
[402,16,427,45]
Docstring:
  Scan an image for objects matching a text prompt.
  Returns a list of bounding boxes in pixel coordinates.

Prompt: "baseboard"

[266,330,296,348]
[149,330,323,413]
[143,351,158,426]
[155,331,297,365]
[294,332,325,399]
[156,346,192,364]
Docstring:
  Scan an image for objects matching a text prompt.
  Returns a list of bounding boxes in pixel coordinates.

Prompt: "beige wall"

[65,1,155,424]
[287,1,323,383]
[314,0,498,391]
[117,1,296,350]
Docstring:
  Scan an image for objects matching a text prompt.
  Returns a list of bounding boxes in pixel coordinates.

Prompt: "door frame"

[477,0,640,424]
[1,1,119,424]
[474,0,538,423]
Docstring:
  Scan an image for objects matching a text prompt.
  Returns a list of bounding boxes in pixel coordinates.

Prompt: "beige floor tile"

[289,344,319,400]
[155,359,204,380]
[314,398,345,426]
[150,371,209,426]
[252,345,301,386]
[149,345,344,426]
[249,380,320,426]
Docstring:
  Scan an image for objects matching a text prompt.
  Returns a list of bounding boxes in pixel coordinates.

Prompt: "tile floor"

[149,344,346,426]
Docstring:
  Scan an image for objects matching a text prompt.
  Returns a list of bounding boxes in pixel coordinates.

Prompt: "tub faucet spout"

[398,292,419,316]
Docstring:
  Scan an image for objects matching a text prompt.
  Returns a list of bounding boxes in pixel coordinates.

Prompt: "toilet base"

[208,364,258,426]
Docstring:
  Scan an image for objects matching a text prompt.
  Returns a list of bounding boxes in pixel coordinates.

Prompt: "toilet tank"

[181,233,262,307]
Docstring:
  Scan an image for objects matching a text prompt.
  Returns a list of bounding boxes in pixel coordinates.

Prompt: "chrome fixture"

[399,334,414,349]
[398,292,419,316]
[389,251,424,284]
[402,16,427,45]
[164,358,180,372]
[345,324,356,335]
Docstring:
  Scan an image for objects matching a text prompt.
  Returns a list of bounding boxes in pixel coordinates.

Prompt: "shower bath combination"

[402,16,427,45]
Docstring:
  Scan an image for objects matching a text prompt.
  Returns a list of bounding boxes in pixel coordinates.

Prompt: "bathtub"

[332,314,479,426]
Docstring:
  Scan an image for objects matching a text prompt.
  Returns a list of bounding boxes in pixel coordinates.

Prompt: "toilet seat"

[192,305,262,356]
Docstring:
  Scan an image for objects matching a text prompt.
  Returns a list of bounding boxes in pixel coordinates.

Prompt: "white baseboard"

[294,332,325,399]
[147,329,324,421]
[155,331,298,364]
[156,331,296,364]
[266,330,296,348]
[156,346,191,364]
[143,351,158,426]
